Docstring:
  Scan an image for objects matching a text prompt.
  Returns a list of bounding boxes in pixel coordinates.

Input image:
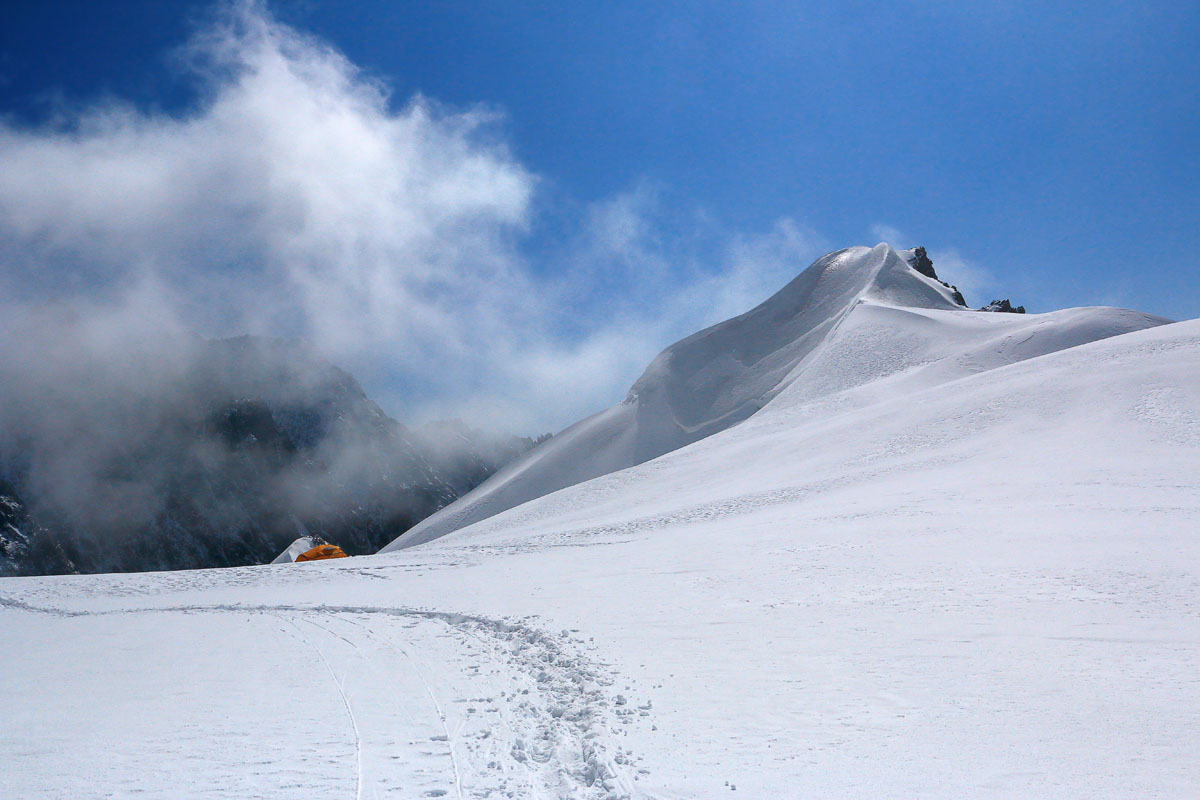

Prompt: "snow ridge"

[385,243,1167,552]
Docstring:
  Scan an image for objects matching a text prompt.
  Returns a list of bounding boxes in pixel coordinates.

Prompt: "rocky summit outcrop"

[907,246,967,307]
[980,299,1026,314]
[908,246,938,280]
[0,336,541,576]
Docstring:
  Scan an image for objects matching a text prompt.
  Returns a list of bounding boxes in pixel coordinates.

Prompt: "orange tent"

[294,544,349,562]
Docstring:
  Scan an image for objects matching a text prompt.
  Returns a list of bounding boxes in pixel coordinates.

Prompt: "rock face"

[907,246,967,307]
[0,336,540,576]
[980,299,1026,314]
[908,246,938,279]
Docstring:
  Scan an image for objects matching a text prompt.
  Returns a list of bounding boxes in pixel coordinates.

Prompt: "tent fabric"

[270,536,318,564]
[294,544,348,562]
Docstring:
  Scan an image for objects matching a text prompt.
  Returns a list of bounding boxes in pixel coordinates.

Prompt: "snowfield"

[2,245,1198,798]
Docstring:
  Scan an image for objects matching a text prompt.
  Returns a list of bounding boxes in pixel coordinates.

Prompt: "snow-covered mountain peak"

[715,243,961,328]
[383,243,1168,552]
[7,251,1197,798]
[622,244,956,447]
[861,244,966,309]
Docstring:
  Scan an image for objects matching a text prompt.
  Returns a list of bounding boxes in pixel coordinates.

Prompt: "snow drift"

[385,243,1167,551]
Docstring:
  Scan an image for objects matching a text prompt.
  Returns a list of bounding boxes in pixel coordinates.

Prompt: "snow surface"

[2,245,1198,798]
[386,244,1167,551]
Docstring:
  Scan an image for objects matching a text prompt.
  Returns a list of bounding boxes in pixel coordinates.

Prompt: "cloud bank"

[0,1,826,434]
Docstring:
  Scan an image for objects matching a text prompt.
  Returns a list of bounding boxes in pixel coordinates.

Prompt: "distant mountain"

[0,335,542,576]
[384,243,1168,551]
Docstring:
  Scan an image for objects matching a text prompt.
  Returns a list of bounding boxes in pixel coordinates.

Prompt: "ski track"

[333,615,466,800]
[5,269,1196,798]
[2,598,651,799]
[278,615,365,800]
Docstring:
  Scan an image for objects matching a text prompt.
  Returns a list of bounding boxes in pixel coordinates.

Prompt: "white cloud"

[869,223,905,247]
[415,192,825,432]
[0,1,828,434]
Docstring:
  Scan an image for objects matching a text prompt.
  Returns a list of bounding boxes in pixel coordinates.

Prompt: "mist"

[0,2,830,431]
[0,1,832,573]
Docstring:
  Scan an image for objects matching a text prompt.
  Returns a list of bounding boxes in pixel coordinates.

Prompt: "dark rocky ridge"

[980,299,1026,314]
[906,246,1028,312]
[906,247,967,307]
[908,246,938,280]
[0,336,545,576]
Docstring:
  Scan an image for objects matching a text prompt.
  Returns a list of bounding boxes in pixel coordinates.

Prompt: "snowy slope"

[385,244,1166,550]
[1,293,1197,797]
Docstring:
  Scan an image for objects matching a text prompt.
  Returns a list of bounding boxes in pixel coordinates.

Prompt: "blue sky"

[0,1,1196,430]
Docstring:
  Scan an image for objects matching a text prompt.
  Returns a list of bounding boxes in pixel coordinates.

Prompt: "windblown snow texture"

[385,244,1166,551]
